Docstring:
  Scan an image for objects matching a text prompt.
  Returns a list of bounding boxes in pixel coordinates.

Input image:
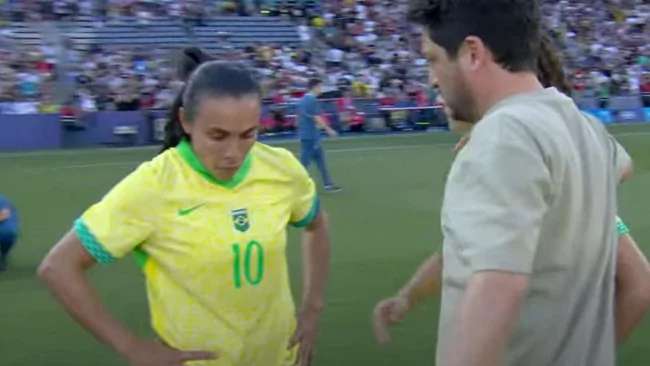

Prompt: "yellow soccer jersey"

[75,139,319,366]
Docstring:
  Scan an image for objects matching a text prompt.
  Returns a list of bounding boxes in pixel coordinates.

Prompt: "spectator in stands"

[114,80,141,111]
[337,88,365,132]
[641,73,650,108]
[39,90,60,114]
[78,88,98,112]
[16,64,41,100]
[1,0,648,115]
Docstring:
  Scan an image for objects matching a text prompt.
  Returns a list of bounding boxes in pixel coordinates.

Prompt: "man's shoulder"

[301,94,315,102]
[298,94,310,105]
[478,90,577,139]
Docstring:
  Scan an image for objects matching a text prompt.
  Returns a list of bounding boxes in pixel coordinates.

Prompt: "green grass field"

[1,125,649,366]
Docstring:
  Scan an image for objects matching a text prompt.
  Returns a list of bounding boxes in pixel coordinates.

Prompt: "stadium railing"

[1,97,650,151]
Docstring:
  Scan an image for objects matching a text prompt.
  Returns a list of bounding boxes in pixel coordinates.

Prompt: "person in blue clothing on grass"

[0,194,19,272]
[297,78,343,193]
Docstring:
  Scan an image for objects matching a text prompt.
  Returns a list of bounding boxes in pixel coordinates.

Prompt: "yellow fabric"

[352,81,369,97]
[39,103,60,113]
[79,142,317,366]
[312,17,325,28]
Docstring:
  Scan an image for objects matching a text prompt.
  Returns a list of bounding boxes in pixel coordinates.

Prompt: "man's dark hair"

[308,78,323,89]
[408,0,542,72]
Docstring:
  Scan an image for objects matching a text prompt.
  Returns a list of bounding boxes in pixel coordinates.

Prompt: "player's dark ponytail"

[537,33,572,97]
[160,47,212,152]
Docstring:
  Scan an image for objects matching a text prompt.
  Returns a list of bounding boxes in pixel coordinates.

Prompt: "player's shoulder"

[115,149,173,194]
[251,142,306,177]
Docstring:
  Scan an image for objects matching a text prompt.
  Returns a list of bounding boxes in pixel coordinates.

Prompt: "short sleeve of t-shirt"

[75,162,159,263]
[448,115,553,274]
[284,152,319,228]
[305,95,320,117]
[612,137,632,182]
[583,113,631,183]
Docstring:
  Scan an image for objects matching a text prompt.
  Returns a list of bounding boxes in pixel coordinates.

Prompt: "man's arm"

[314,115,338,137]
[615,232,650,344]
[445,271,529,366]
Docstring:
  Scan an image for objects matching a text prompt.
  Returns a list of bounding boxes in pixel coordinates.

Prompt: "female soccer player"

[39,57,330,366]
[373,34,650,345]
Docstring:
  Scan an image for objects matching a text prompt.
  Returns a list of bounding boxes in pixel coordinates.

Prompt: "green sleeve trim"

[74,218,117,264]
[132,247,149,271]
[616,216,630,236]
[291,196,320,228]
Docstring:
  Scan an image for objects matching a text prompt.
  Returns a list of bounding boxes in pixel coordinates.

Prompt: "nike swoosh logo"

[178,203,206,216]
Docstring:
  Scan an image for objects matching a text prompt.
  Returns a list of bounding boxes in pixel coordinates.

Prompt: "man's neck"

[475,71,544,119]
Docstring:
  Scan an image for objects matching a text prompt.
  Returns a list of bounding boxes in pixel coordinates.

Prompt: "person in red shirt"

[640,73,650,107]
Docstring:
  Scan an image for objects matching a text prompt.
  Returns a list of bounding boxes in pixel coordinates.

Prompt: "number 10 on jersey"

[232,241,264,288]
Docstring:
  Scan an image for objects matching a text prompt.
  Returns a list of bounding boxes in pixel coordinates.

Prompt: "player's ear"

[178,106,192,136]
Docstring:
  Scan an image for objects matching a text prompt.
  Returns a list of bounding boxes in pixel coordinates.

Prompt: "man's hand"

[325,127,338,138]
[123,339,217,366]
[372,295,411,344]
[288,307,322,366]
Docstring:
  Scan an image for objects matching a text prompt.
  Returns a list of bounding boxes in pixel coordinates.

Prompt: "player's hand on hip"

[123,338,217,366]
[288,308,321,366]
[372,295,410,345]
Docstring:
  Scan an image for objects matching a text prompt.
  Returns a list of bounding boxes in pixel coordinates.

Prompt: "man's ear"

[459,36,490,72]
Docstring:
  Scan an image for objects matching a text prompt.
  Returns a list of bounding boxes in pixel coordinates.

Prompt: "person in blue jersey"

[297,78,342,193]
[0,194,19,271]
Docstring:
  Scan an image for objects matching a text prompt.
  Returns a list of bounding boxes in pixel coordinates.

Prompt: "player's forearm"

[445,272,528,366]
[398,254,443,309]
[301,212,331,312]
[616,284,650,343]
[620,162,634,183]
[615,234,650,343]
[38,240,138,357]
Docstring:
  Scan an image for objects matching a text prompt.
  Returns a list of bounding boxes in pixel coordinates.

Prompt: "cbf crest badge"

[231,208,250,232]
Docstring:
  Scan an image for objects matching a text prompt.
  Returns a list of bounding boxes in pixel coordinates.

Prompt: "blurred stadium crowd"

[0,0,648,116]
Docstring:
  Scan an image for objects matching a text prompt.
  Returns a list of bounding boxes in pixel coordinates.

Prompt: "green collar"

[177,139,253,189]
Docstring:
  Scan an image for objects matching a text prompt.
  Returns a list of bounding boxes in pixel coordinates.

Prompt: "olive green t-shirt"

[438,88,627,366]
